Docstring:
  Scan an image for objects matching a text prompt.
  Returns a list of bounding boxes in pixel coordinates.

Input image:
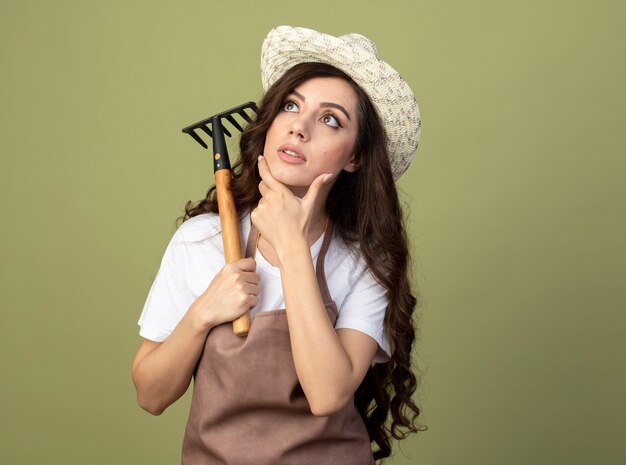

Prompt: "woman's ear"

[342,154,360,173]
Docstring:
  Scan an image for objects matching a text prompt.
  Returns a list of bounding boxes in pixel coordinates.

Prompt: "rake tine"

[222,125,232,138]
[200,125,213,138]
[189,130,208,149]
[225,114,244,132]
[238,109,253,124]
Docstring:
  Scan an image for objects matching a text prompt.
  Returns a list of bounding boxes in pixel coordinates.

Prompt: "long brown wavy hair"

[180,62,427,461]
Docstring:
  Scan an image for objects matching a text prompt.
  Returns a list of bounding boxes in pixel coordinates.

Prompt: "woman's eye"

[321,114,340,128]
[283,101,298,112]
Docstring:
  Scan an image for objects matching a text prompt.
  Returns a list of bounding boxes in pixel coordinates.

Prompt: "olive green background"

[1,0,624,464]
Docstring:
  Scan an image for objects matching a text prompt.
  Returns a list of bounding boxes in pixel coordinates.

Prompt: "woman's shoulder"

[170,213,221,244]
[327,233,369,277]
[171,211,252,245]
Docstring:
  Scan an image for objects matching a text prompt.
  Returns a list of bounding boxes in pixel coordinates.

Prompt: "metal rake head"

[181,101,258,172]
[182,101,258,147]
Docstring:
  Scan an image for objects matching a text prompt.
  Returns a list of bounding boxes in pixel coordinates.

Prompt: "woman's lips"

[277,145,306,164]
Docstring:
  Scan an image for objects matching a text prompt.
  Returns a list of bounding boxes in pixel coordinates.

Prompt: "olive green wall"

[1,1,624,464]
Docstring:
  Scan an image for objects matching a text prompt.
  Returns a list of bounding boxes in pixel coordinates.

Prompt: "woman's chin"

[270,169,312,189]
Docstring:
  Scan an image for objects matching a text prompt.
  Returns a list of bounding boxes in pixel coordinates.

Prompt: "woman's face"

[262,76,359,195]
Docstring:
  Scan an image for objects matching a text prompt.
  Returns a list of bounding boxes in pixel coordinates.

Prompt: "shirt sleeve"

[335,267,391,363]
[137,232,196,342]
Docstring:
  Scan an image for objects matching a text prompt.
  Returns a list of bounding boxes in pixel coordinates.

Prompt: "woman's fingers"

[257,155,287,192]
[258,180,269,197]
[303,172,332,210]
[234,256,257,272]
[194,257,260,327]
[231,259,260,295]
[225,260,260,298]
[244,294,259,309]
[241,270,260,285]
[243,281,260,296]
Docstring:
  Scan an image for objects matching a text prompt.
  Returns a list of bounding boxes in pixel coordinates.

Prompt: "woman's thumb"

[305,173,332,203]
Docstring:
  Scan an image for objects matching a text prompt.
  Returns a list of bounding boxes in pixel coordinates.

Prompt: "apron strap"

[244,221,259,259]
[315,219,334,308]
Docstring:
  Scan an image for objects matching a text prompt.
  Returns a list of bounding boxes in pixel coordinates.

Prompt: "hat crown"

[339,33,378,57]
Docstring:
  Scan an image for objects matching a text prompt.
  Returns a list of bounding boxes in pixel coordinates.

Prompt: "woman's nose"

[288,115,309,140]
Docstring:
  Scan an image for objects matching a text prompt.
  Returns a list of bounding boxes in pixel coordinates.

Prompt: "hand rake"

[182,101,258,337]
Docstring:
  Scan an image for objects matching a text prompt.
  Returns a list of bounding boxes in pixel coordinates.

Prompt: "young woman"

[133,26,426,464]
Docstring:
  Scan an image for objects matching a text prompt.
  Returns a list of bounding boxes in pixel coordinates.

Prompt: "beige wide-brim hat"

[260,25,420,180]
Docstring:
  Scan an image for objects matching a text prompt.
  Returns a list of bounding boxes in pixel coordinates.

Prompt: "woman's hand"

[250,155,331,258]
[132,258,259,415]
[188,257,259,331]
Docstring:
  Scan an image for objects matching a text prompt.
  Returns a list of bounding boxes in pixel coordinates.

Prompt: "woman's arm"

[251,156,379,416]
[131,315,208,415]
[131,258,259,415]
[278,240,378,416]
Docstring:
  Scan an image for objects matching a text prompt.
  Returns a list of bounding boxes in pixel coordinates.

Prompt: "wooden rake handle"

[215,167,250,337]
